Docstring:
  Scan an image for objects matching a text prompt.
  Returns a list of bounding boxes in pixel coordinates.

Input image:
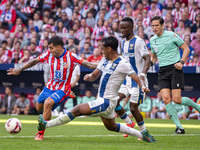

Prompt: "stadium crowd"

[0,0,200,119]
[0,0,199,65]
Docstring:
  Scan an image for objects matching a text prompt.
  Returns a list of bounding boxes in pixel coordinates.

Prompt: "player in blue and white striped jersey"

[115,17,151,138]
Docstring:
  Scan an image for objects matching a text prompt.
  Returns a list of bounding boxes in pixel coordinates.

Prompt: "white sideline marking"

[0,119,200,128]
[0,134,200,138]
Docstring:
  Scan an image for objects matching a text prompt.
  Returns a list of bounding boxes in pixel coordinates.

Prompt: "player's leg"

[161,88,184,134]
[100,116,156,143]
[115,86,135,137]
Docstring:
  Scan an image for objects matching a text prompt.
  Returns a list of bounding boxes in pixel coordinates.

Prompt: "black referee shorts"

[158,64,184,91]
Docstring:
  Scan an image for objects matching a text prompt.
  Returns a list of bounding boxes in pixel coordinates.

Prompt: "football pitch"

[0,115,199,150]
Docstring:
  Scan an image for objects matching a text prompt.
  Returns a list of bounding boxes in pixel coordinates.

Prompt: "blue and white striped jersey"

[121,35,149,88]
[97,57,135,100]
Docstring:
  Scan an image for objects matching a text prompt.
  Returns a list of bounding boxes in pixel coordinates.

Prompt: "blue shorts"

[37,87,69,110]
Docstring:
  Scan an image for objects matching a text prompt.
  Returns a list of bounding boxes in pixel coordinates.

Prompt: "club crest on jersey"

[129,44,134,49]
[111,63,117,69]
[55,70,61,79]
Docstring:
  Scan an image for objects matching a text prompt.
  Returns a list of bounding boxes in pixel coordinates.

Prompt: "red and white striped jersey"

[39,49,83,92]
[21,6,34,14]
[30,0,38,8]
[186,62,200,66]
[56,27,67,34]
[110,0,127,5]
[147,9,161,20]
[92,25,107,40]
[172,9,182,23]
[180,33,195,41]
[11,49,23,59]
[143,17,150,28]
[0,49,11,63]
[110,9,124,17]
[189,9,200,23]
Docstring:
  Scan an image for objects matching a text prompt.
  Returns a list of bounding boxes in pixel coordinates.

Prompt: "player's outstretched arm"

[81,60,98,69]
[84,69,101,82]
[7,57,40,76]
[129,73,150,93]
[140,54,151,81]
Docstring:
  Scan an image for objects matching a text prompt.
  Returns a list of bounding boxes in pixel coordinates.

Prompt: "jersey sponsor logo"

[153,47,158,53]
[72,53,82,60]
[102,68,114,74]
[111,63,117,69]
[55,70,61,79]
[63,62,69,68]
[122,52,135,57]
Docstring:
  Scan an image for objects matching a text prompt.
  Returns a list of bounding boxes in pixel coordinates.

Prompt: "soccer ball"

[5,118,22,134]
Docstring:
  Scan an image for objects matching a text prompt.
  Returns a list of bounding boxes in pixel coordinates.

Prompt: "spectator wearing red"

[18,49,32,63]
[186,54,200,66]
[10,18,25,33]
[11,41,23,59]
[110,1,124,17]
[0,40,11,63]
[0,2,17,31]
[29,42,40,59]
[142,0,149,10]
[172,1,182,24]
[86,48,102,63]
[43,0,56,10]
[133,2,144,18]
[147,1,161,20]
[190,2,199,23]
[190,32,200,55]
[11,51,20,63]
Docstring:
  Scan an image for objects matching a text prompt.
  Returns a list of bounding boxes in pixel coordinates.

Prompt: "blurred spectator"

[181,11,193,28]
[56,20,67,34]
[0,86,16,115]
[188,98,200,120]
[175,20,185,36]
[10,18,24,33]
[180,37,195,62]
[0,2,17,30]
[82,89,96,104]
[86,48,102,63]
[0,40,11,63]
[30,87,42,115]
[190,32,200,55]
[111,1,123,17]
[192,14,200,33]
[15,0,29,23]
[61,0,72,20]
[65,36,78,52]
[33,12,43,31]
[147,1,161,20]
[189,2,199,23]
[11,51,20,63]
[186,54,200,66]
[80,42,93,58]
[138,95,152,118]
[151,92,166,119]
[11,41,23,59]
[166,100,190,119]
[42,39,49,53]
[12,92,30,115]
[133,2,144,18]
[18,49,32,63]
[48,17,56,32]
[86,11,95,28]
[172,1,182,24]
[28,19,39,33]
[29,42,40,59]
[39,31,49,46]
[79,36,94,52]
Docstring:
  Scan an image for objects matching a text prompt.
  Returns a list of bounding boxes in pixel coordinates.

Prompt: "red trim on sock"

[38,120,49,135]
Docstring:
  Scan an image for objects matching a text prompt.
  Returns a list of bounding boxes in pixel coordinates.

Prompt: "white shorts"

[118,84,145,104]
[88,97,117,119]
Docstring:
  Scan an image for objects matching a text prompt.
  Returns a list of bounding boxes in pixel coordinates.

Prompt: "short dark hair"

[15,41,21,45]
[121,17,134,27]
[6,86,13,93]
[102,36,118,51]
[151,16,164,25]
[19,92,26,98]
[30,42,36,46]
[48,36,64,47]
[1,40,8,45]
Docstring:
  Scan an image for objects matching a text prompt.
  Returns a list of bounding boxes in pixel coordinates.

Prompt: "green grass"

[0,115,200,150]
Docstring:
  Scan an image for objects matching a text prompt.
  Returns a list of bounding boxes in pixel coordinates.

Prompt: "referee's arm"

[179,42,190,63]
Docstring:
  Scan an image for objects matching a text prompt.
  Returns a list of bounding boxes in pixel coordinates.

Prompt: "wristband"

[140,73,146,77]
[142,85,146,89]
[150,61,154,66]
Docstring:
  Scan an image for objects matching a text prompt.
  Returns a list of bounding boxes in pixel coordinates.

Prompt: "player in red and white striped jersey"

[7,36,98,140]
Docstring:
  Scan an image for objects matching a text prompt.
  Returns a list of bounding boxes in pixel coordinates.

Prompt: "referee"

[150,16,200,134]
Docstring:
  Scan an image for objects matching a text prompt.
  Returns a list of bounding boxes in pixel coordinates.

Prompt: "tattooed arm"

[81,60,98,70]
[7,57,40,75]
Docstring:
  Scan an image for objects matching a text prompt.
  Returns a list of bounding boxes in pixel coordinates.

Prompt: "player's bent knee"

[44,98,54,109]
